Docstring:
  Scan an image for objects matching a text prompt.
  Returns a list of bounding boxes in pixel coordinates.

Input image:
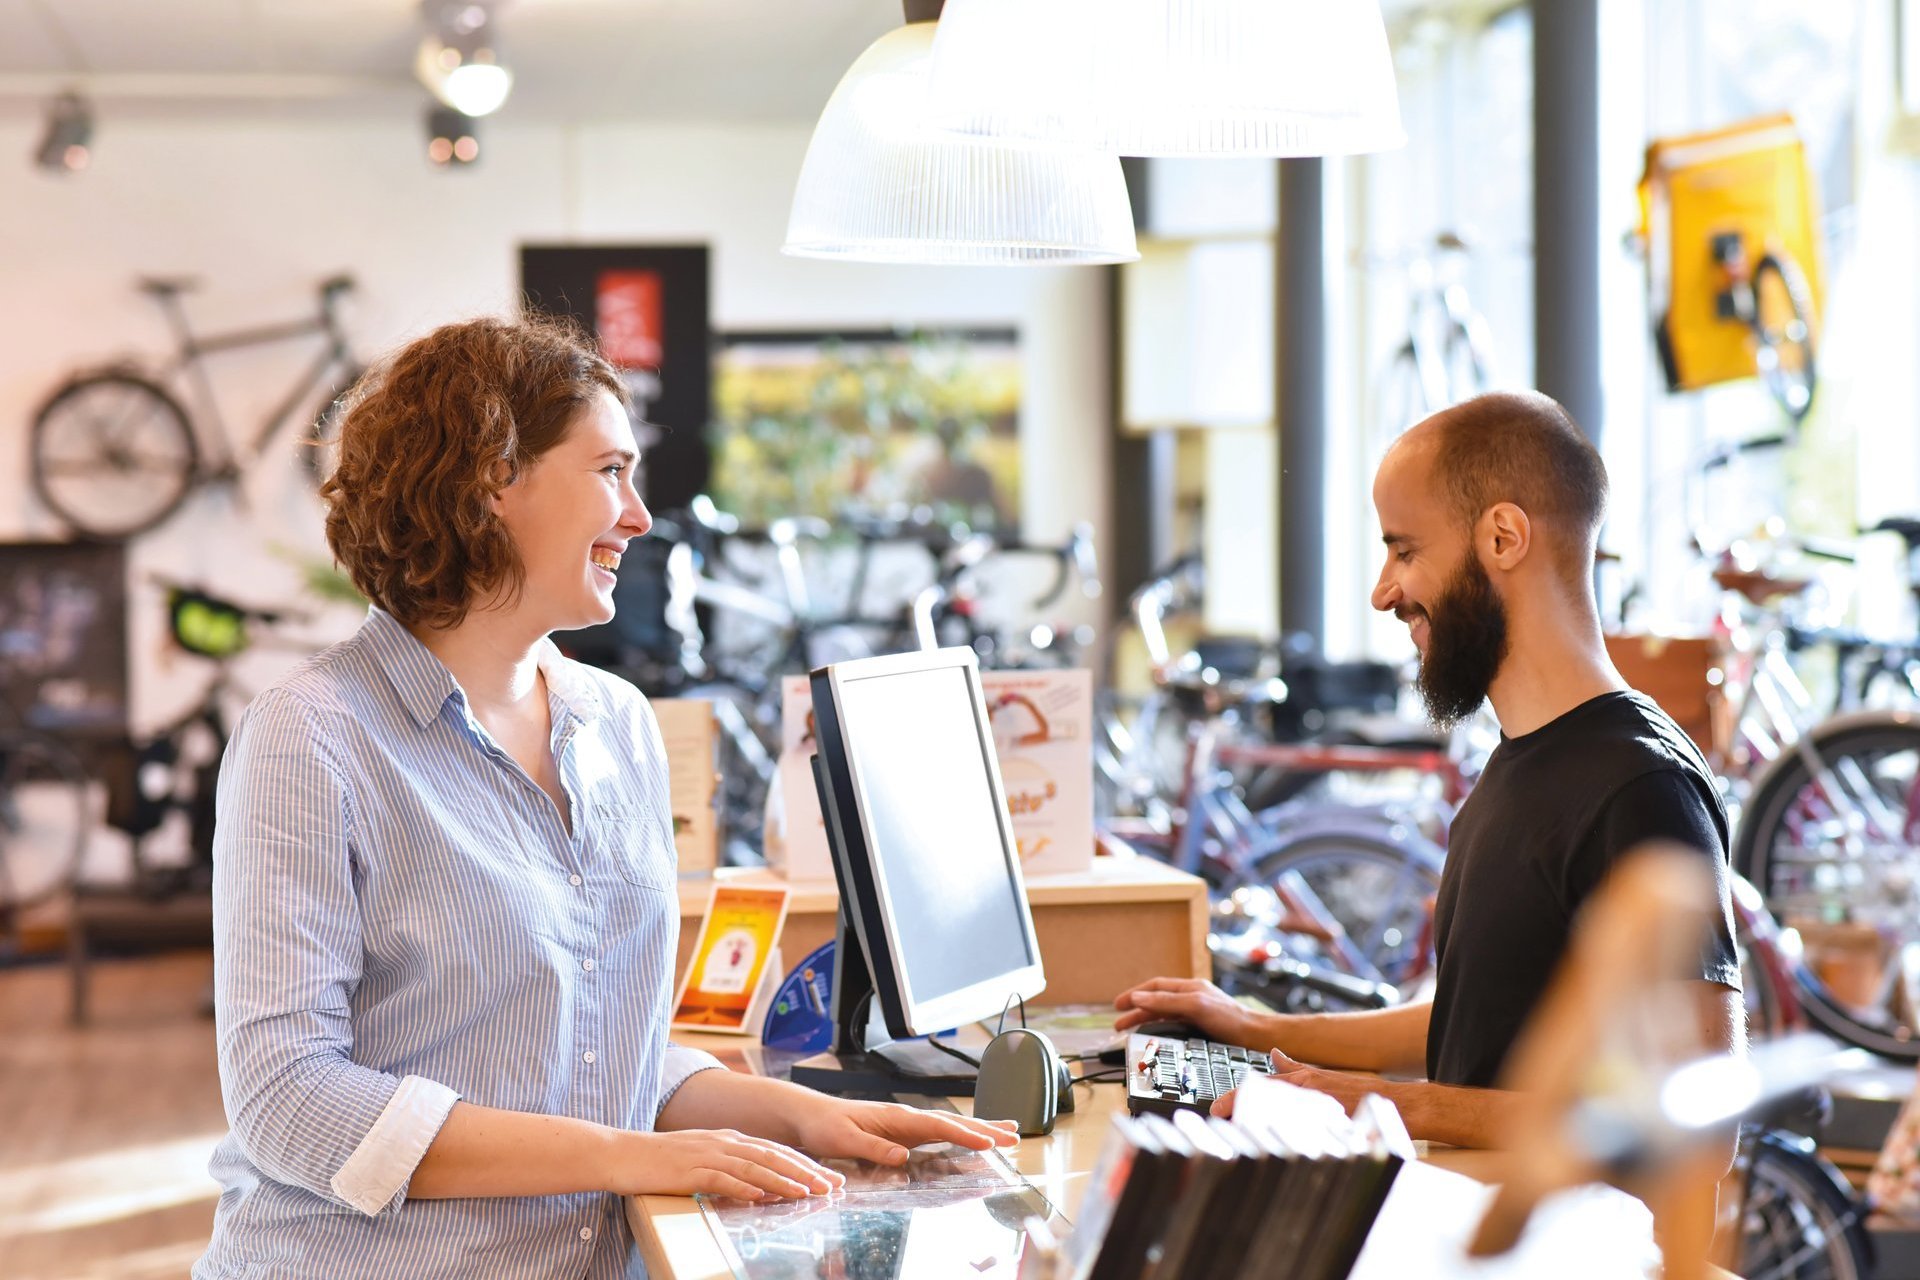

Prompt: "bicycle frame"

[146,290,354,475]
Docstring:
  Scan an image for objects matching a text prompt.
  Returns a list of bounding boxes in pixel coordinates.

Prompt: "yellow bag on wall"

[1639,113,1825,394]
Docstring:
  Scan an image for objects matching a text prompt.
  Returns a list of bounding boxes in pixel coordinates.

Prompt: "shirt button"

[569,874,583,887]
[583,1050,597,1064]
[582,958,595,972]
[580,1226,593,1241]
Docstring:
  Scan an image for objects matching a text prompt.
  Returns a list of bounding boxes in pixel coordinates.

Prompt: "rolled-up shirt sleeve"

[657,1044,727,1117]
[212,687,457,1216]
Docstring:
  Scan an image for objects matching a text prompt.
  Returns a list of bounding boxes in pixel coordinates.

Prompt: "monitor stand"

[786,753,979,1098]
[786,909,981,1098]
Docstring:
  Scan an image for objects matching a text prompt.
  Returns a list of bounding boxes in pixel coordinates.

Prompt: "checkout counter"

[640,857,1673,1280]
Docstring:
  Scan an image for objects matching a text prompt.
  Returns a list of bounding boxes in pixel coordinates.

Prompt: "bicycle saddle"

[319,273,356,297]
[137,275,201,296]
[1869,516,1920,551]
[1711,564,1812,606]
[1185,637,1272,683]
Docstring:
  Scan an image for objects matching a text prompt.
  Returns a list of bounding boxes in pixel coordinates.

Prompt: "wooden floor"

[0,951,224,1280]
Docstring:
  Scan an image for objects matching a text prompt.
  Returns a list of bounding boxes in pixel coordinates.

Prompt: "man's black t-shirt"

[1426,690,1743,1089]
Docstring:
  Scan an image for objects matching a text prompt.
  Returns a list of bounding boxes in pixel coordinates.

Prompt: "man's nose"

[1371,572,1400,614]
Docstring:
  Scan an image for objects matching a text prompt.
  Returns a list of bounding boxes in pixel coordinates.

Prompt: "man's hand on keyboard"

[1113,976,1266,1047]
[1208,1048,1368,1121]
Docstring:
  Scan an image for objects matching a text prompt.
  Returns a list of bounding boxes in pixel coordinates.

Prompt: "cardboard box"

[650,698,719,876]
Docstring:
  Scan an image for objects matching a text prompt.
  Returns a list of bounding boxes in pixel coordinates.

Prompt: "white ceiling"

[0,0,901,122]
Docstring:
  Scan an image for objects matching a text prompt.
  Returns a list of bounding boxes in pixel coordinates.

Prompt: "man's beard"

[1410,551,1510,728]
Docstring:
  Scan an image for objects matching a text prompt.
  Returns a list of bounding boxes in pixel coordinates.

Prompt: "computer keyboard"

[1123,1030,1277,1118]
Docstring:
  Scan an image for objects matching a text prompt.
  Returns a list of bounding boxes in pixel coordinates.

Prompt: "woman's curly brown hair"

[321,315,627,630]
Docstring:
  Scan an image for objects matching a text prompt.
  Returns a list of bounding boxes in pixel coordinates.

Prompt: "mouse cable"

[926,1033,983,1068]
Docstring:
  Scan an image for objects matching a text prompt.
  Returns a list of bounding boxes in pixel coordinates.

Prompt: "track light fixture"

[415,1,513,118]
[34,91,93,173]
[426,105,480,166]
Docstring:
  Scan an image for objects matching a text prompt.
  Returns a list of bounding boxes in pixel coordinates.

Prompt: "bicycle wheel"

[30,372,199,539]
[0,734,91,937]
[302,366,364,490]
[1751,253,1818,422]
[1737,1131,1872,1280]
[1735,715,1920,1059]
[1250,828,1443,993]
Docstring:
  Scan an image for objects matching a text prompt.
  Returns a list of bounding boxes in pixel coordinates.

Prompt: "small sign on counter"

[671,882,789,1034]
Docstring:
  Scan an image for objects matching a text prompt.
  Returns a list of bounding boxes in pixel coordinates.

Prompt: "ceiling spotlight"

[426,106,480,167]
[416,1,513,118]
[34,92,93,173]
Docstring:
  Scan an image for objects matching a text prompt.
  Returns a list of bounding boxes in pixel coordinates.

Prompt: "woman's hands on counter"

[790,1098,1019,1167]
[611,1128,845,1201]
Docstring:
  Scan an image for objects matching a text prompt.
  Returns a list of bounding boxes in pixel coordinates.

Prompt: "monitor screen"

[834,662,1036,1012]
[810,652,1052,1043]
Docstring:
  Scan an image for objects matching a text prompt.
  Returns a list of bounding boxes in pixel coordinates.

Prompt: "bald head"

[1392,392,1608,582]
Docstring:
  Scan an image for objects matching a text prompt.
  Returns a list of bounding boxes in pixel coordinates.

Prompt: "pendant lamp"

[782,8,1139,265]
[926,0,1405,158]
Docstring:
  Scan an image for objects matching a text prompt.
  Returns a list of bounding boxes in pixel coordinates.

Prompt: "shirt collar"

[536,637,603,727]
[360,606,459,728]
[359,606,603,730]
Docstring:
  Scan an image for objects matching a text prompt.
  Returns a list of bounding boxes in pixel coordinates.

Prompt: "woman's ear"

[1482,502,1532,571]
[483,456,515,516]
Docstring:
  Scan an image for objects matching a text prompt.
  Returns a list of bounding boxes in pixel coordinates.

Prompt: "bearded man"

[1114,391,1743,1149]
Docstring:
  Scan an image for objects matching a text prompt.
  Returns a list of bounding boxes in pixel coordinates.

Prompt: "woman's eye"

[603,464,626,476]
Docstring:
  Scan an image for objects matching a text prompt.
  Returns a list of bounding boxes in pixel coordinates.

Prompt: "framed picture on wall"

[711,328,1022,532]
[519,245,712,511]
[0,542,128,741]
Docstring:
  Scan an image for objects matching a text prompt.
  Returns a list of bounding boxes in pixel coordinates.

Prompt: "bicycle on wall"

[1371,231,1498,435]
[28,274,363,541]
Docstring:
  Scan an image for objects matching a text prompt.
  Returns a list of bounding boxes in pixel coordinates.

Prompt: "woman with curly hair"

[194,316,1014,1278]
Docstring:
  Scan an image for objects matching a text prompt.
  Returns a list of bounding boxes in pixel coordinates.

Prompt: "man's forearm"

[1376,1078,1522,1149]
[1252,1001,1432,1074]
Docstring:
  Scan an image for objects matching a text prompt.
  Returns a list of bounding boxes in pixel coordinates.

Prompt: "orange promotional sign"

[671,884,789,1034]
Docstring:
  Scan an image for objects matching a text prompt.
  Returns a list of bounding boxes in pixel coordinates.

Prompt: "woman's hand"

[791,1098,1020,1166]
[1114,976,1268,1048]
[613,1128,846,1201]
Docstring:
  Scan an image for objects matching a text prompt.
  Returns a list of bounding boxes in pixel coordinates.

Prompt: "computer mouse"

[973,1027,1062,1136]
[1133,1018,1205,1041]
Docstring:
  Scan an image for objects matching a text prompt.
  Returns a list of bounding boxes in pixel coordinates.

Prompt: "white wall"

[0,111,1108,877]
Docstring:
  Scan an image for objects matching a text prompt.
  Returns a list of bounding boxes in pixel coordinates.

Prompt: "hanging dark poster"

[519,245,712,511]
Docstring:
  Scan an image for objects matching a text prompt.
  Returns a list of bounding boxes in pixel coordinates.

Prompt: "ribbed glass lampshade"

[782,22,1139,265]
[926,0,1406,158]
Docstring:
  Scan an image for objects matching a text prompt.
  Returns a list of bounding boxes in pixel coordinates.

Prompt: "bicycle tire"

[302,366,364,490]
[0,734,91,927]
[1751,253,1818,423]
[1734,714,1920,1059]
[30,371,199,540]
[1738,1130,1872,1280]
[1249,827,1443,994]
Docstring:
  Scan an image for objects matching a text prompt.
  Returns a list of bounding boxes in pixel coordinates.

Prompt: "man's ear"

[1482,502,1531,571]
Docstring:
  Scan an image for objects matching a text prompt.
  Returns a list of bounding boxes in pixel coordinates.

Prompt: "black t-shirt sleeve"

[1566,769,1744,991]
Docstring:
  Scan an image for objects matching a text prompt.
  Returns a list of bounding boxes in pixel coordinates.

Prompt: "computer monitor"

[790,646,1046,1096]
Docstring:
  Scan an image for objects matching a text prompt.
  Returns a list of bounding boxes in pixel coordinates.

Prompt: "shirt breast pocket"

[593,803,676,891]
